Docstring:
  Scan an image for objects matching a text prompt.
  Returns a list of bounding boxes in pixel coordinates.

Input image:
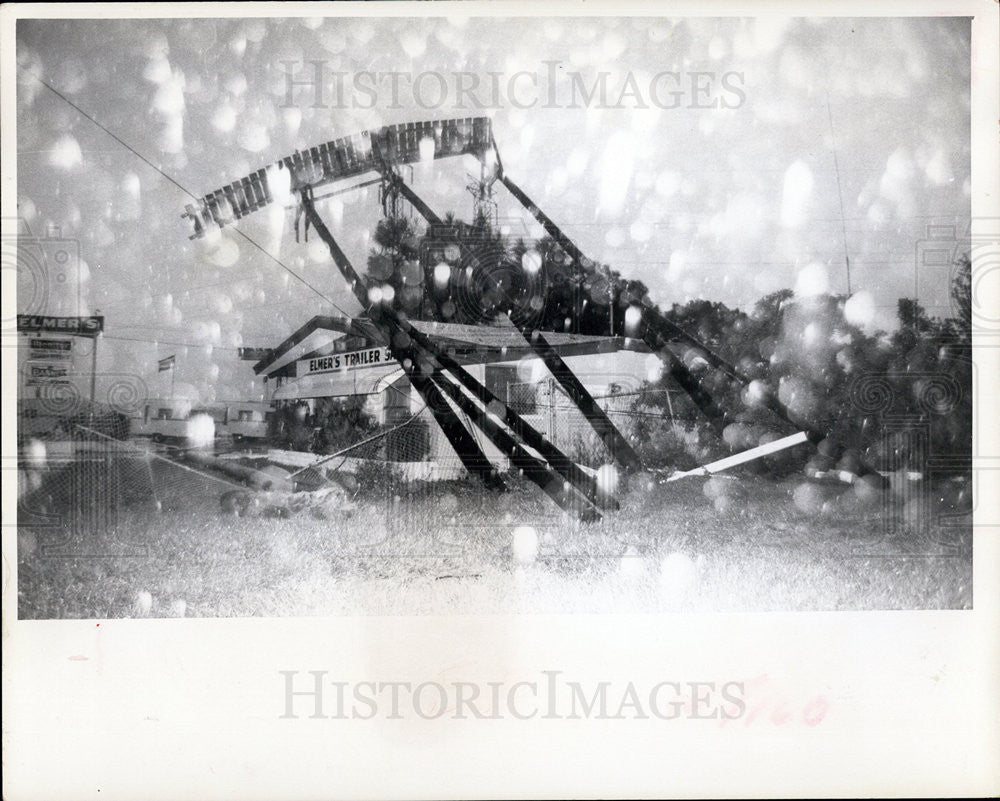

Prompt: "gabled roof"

[252,315,386,376]
[255,315,651,379]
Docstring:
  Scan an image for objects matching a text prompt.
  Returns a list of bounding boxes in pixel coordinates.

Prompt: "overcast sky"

[14,14,971,404]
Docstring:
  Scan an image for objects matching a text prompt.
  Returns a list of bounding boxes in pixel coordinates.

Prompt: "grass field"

[16,456,973,618]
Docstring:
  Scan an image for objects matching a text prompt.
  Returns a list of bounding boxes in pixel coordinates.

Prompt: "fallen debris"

[220,485,357,519]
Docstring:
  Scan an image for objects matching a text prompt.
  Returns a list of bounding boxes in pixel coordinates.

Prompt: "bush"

[634,420,718,472]
[310,397,379,455]
[353,458,403,499]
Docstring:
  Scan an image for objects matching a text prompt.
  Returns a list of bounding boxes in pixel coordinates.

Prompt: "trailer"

[131,400,272,445]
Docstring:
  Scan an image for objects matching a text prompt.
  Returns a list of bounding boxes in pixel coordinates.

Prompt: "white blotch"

[923,149,953,186]
[211,104,237,133]
[418,136,436,162]
[666,251,687,282]
[624,305,643,334]
[25,439,47,470]
[879,148,915,207]
[844,291,876,327]
[618,546,645,579]
[400,30,427,58]
[644,353,665,382]
[433,262,451,287]
[212,293,233,314]
[630,220,652,243]
[655,170,680,198]
[185,413,215,448]
[605,228,626,248]
[794,262,829,297]
[511,525,539,565]
[134,591,153,616]
[780,160,813,228]
[142,56,172,84]
[596,464,620,500]
[515,356,547,385]
[49,135,83,169]
[601,32,627,59]
[158,117,184,154]
[567,148,588,176]
[238,123,269,153]
[744,379,769,407]
[121,172,141,198]
[307,238,329,264]
[283,106,302,135]
[266,164,292,205]
[205,236,240,268]
[153,74,186,115]
[598,131,635,217]
[521,250,542,274]
[224,72,248,97]
[658,552,700,603]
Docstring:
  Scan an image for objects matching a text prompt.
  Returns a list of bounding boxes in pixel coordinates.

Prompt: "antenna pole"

[826,93,852,295]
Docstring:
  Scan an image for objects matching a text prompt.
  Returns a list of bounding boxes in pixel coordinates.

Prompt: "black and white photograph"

[3,2,998,798]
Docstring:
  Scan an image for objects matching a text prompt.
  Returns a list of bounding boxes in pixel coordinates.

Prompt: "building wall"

[416,353,650,470]
[262,344,651,470]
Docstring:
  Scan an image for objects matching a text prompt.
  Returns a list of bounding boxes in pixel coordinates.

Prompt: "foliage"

[266,401,314,451]
[312,396,380,457]
[358,209,971,475]
[623,254,972,473]
[352,458,403,499]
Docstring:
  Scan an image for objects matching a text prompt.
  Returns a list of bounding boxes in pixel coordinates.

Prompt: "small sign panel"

[27,338,73,360]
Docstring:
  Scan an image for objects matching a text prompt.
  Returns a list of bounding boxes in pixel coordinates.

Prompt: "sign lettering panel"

[299,346,393,376]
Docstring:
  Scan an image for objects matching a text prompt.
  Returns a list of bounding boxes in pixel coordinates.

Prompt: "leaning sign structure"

[184,116,884,521]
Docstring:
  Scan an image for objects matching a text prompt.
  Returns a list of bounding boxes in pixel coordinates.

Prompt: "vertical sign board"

[16,316,104,401]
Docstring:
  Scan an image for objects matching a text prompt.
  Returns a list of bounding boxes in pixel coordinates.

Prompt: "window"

[157,408,172,420]
[384,376,411,425]
[238,409,254,422]
[485,365,537,415]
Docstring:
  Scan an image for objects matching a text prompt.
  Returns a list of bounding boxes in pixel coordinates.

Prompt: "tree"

[364,215,422,315]
[950,253,972,342]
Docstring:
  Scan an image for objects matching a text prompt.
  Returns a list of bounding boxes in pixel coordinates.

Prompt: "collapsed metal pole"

[511,323,644,472]
[298,192,504,491]
[495,163,885,483]
[430,368,602,520]
[497,168,730,436]
[378,170,636,483]
[383,312,608,510]
[301,188,607,513]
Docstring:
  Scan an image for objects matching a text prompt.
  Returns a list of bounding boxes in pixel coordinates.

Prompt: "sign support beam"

[298,191,505,491]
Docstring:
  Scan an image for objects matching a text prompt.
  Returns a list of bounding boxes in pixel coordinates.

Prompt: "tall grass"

[16,461,972,618]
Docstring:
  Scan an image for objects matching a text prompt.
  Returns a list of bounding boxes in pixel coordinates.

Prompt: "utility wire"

[19,68,354,319]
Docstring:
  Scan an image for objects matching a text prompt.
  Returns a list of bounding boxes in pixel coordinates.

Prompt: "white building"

[253,315,653,470]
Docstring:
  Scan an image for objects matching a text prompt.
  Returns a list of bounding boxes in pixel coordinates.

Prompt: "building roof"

[252,315,385,376]
[255,315,650,379]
